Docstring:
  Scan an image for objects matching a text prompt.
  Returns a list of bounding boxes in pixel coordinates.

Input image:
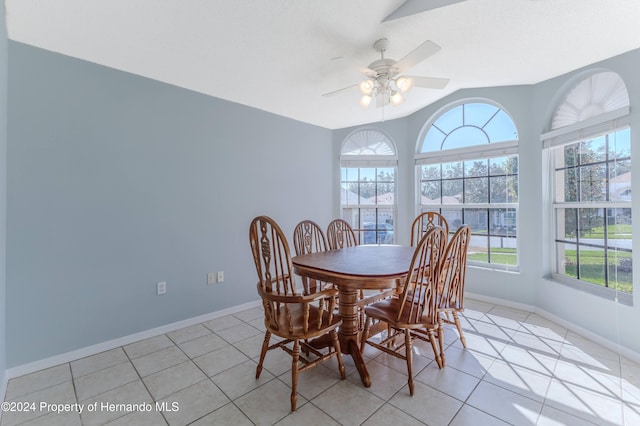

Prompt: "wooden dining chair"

[326,218,361,301]
[326,218,358,249]
[360,227,447,396]
[437,225,471,352]
[411,211,449,246]
[250,216,345,411]
[293,220,331,294]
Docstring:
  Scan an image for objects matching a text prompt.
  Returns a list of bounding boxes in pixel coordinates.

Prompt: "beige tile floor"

[2,298,640,425]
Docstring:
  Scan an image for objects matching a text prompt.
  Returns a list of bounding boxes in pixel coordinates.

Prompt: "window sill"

[467,261,520,274]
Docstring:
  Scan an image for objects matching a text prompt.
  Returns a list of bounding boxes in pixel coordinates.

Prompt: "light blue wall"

[5,38,640,368]
[1,3,8,382]
[335,48,640,354]
[6,42,333,367]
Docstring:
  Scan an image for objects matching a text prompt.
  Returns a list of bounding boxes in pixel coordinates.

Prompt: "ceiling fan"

[382,0,467,22]
[322,38,449,108]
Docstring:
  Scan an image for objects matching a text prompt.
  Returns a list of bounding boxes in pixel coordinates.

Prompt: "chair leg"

[360,315,371,350]
[453,311,467,348]
[291,340,300,411]
[256,331,271,379]
[405,330,414,396]
[437,324,446,367]
[330,330,346,379]
[428,328,443,369]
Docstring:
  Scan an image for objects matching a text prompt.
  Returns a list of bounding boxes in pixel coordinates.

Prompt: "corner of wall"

[1,0,9,400]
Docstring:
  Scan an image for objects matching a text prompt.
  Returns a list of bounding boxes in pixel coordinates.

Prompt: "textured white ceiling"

[6,0,640,129]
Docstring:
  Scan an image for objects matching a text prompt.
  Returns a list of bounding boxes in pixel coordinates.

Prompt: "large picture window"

[341,130,397,244]
[543,72,632,302]
[416,101,519,269]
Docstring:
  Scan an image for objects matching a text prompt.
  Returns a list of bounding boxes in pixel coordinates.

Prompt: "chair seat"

[364,298,437,329]
[435,294,463,311]
[266,304,342,339]
[439,302,463,312]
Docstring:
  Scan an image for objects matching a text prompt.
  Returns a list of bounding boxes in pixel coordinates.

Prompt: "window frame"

[340,129,398,245]
[416,100,520,271]
[545,126,632,305]
[541,71,632,304]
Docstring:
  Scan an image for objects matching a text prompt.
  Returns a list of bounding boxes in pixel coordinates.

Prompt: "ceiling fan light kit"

[359,80,374,95]
[390,91,404,105]
[324,37,449,109]
[360,38,405,108]
[359,95,373,108]
[396,77,413,92]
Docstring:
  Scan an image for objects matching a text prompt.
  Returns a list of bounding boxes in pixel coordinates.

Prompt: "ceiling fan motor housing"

[368,58,398,77]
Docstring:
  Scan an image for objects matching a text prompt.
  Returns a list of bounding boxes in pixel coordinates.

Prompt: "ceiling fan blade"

[382,0,467,22]
[402,75,450,90]
[394,40,441,74]
[322,83,359,97]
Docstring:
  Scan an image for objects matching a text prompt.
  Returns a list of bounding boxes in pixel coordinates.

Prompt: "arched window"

[416,101,519,269]
[341,130,397,244]
[542,71,632,302]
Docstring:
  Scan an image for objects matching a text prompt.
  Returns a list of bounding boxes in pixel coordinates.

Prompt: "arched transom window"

[422,102,518,153]
[416,101,519,269]
[341,130,397,244]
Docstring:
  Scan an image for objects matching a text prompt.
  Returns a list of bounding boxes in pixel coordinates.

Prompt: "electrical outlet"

[157,281,166,295]
[217,271,224,283]
[207,273,215,285]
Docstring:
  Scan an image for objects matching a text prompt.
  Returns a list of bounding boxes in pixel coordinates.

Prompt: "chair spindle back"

[411,212,449,246]
[438,225,471,311]
[293,220,331,294]
[327,219,358,249]
[293,220,328,255]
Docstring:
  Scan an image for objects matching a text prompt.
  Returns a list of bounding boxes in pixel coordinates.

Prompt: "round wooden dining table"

[291,244,415,387]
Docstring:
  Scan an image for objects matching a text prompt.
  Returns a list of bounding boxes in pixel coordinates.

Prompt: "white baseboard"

[466,292,640,364]
[5,299,261,381]
[4,293,639,390]
[466,292,535,313]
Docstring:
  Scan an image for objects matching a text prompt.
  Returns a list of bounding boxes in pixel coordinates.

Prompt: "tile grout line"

[164,313,266,425]
[3,303,638,425]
